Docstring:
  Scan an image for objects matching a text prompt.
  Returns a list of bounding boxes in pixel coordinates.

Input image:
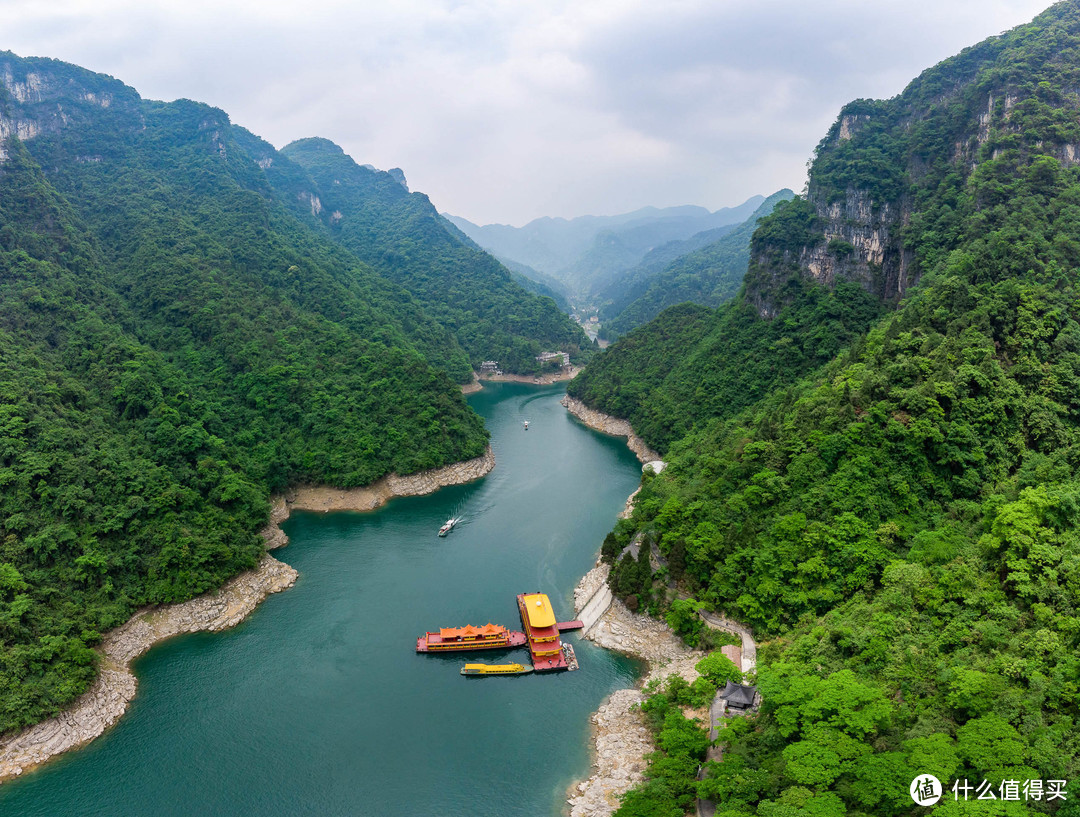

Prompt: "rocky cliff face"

[745,115,918,318]
[800,189,913,300]
[745,6,1080,318]
[0,54,142,161]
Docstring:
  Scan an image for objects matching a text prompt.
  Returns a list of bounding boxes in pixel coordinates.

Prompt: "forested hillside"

[569,199,886,453]
[279,138,589,374]
[0,53,500,733]
[598,190,794,339]
[582,3,1080,814]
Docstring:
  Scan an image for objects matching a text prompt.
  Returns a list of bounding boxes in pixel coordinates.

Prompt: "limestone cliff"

[746,3,1080,317]
[0,52,143,161]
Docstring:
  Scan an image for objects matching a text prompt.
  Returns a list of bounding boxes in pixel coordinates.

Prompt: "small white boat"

[438,517,459,537]
[523,420,529,430]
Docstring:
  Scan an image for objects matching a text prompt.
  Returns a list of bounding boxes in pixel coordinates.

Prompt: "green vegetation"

[0,53,520,733]
[280,138,590,375]
[586,3,1080,814]
[614,675,714,817]
[569,278,884,454]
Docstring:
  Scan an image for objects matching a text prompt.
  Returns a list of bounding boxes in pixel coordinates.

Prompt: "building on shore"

[718,681,758,711]
[536,351,570,369]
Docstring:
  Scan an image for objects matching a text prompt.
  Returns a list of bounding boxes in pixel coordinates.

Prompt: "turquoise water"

[1,383,644,817]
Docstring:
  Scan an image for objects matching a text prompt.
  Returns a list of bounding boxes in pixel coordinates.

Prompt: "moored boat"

[416,623,528,652]
[460,662,533,676]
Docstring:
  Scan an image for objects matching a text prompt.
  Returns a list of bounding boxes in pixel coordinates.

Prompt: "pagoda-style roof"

[521,594,556,629]
[719,681,757,709]
[439,623,505,639]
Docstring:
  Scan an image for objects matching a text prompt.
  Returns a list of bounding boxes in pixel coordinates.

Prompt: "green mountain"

[0,52,507,732]
[485,254,573,313]
[577,3,1080,814]
[598,189,795,339]
[568,196,886,453]
[277,138,589,374]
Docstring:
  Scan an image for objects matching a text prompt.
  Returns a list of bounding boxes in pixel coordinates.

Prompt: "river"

[0,383,644,817]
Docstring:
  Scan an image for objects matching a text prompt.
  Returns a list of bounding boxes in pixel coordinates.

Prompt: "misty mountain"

[573,3,1080,812]
[445,195,766,294]
[597,189,794,337]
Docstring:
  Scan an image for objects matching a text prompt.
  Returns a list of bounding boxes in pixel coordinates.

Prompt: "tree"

[696,651,743,686]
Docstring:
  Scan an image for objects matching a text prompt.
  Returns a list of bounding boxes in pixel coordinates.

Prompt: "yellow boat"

[460,662,533,676]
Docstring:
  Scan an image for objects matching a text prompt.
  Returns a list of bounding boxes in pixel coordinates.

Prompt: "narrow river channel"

[1,382,644,817]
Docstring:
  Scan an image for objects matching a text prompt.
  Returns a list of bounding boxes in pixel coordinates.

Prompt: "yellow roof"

[522,593,556,628]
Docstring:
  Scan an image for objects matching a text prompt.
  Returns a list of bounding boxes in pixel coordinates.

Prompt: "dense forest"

[569,206,887,453]
[278,138,590,375]
[574,3,1080,815]
[598,190,795,339]
[0,51,585,734]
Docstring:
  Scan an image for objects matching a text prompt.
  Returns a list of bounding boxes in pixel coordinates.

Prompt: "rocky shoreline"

[560,396,660,464]
[478,366,580,386]
[268,445,496,515]
[461,373,484,394]
[0,553,298,784]
[0,445,496,785]
[567,563,705,817]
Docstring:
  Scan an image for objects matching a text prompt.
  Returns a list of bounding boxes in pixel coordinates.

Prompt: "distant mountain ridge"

[276,137,589,374]
[445,196,766,294]
[571,3,1080,813]
[597,189,795,337]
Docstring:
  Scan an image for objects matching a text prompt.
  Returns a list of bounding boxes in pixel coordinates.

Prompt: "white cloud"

[0,0,1056,223]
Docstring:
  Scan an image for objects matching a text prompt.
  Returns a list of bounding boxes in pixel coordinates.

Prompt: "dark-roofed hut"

[719,681,757,711]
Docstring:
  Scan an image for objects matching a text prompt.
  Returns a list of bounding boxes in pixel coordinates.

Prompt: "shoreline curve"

[0,553,298,785]
[476,365,581,387]
[0,444,496,785]
[556,396,683,817]
[560,396,660,464]
[470,385,674,814]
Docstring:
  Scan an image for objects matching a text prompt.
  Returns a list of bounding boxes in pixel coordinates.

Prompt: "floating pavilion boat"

[516,592,577,672]
[416,623,527,653]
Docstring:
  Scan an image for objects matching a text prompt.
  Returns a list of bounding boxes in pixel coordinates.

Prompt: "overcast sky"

[2,0,1056,225]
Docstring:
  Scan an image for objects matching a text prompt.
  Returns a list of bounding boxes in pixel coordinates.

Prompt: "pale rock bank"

[478,365,580,386]
[274,446,495,515]
[567,563,704,817]
[0,445,495,784]
[560,396,661,464]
